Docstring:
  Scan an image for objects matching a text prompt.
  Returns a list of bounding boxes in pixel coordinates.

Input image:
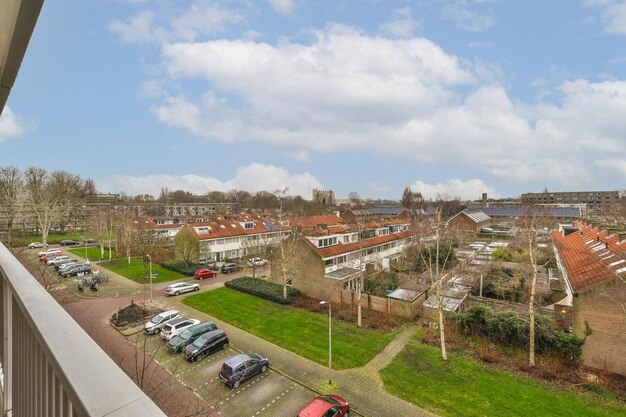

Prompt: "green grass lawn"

[380,338,626,417]
[183,287,396,369]
[21,234,83,244]
[69,247,115,261]
[102,258,186,284]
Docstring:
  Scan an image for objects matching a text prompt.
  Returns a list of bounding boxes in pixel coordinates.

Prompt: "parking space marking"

[250,386,295,417]
[218,373,270,405]
[177,350,229,376]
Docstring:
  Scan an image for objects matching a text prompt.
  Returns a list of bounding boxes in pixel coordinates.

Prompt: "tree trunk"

[528,233,537,367]
[357,274,362,327]
[438,305,448,361]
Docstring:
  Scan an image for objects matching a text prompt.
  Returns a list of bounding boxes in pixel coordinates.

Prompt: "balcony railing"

[0,243,166,417]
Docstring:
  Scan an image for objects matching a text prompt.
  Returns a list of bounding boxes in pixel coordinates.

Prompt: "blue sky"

[1,0,626,201]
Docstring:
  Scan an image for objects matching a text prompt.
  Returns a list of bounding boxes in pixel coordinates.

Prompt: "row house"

[270,219,413,302]
[552,221,626,376]
[187,216,283,263]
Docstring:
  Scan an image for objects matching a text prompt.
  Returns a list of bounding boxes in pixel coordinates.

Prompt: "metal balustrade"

[0,243,166,417]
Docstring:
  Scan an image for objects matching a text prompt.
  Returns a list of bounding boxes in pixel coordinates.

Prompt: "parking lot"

[129,331,317,417]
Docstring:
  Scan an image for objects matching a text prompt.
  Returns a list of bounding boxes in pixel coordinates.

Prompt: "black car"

[168,321,217,353]
[219,353,268,388]
[184,329,229,361]
[60,240,80,246]
[84,238,99,245]
[221,263,243,274]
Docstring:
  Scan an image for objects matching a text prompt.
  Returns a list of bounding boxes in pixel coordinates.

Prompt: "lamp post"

[147,254,152,302]
[320,300,332,385]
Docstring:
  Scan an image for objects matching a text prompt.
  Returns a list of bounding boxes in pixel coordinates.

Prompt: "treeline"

[0,166,95,243]
[156,187,328,214]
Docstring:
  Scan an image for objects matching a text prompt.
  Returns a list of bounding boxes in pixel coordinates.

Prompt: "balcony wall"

[0,242,166,417]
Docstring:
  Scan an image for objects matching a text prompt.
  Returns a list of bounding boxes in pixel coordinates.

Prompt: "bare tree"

[273,188,302,300]
[0,166,23,240]
[240,232,272,278]
[516,205,550,367]
[23,168,87,246]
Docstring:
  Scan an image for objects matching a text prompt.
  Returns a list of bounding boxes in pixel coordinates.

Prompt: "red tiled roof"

[552,221,626,293]
[289,215,341,229]
[187,218,279,240]
[308,231,410,258]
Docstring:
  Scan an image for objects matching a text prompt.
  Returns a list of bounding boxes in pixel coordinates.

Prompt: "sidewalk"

[159,291,435,417]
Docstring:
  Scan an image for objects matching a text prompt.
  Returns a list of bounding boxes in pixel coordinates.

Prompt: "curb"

[110,321,144,336]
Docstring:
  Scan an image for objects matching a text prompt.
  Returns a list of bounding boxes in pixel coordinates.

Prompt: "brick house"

[446,209,491,233]
[552,221,626,375]
[270,220,413,302]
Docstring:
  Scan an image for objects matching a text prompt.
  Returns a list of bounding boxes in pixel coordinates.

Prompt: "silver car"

[164,282,200,296]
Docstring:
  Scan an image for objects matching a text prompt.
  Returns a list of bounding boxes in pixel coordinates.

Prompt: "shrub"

[225,277,299,304]
[492,247,513,262]
[450,304,584,363]
[160,259,204,276]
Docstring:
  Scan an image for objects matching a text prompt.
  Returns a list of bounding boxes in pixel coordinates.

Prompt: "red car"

[194,268,218,280]
[39,251,61,262]
[298,395,350,417]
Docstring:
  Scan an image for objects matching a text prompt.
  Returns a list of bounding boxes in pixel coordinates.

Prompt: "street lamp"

[320,300,332,385]
[147,254,153,302]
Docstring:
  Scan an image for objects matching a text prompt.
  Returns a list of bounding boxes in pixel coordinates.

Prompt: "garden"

[183,278,400,369]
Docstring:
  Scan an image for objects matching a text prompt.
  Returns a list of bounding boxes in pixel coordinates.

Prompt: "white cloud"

[585,0,626,35]
[442,0,496,32]
[0,107,25,143]
[268,0,295,15]
[109,2,243,44]
[147,25,626,186]
[96,163,321,197]
[409,179,499,201]
[367,182,393,194]
[170,3,243,42]
[380,7,419,38]
[109,11,167,44]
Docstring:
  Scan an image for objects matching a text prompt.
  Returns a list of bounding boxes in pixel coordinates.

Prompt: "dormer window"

[245,222,255,229]
[318,237,338,248]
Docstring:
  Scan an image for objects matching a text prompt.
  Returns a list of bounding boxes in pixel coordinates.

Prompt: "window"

[318,237,338,248]
[325,259,334,266]
[244,222,255,229]
[215,239,225,245]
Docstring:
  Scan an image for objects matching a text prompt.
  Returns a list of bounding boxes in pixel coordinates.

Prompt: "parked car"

[221,263,243,274]
[38,248,61,257]
[164,282,200,296]
[161,318,200,340]
[194,268,218,280]
[167,321,217,353]
[184,329,229,362]
[53,258,76,269]
[60,264,90,278]
[39,252,61,262]
[57,260,79,273]
[297,395,351,417]
[219,353,269,388]
[47,255,68,266]
[27,242,44,249]
[60,240,80,246]
[144,310,181,335]
[84,238,99,245]
[246,257,268,267]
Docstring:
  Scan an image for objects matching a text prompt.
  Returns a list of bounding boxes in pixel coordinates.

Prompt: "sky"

[1,0,626,201]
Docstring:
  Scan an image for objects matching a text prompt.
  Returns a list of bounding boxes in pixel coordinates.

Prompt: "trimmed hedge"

[450,304,584,363]
[160,259,205,276]
[225,277,299,304]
